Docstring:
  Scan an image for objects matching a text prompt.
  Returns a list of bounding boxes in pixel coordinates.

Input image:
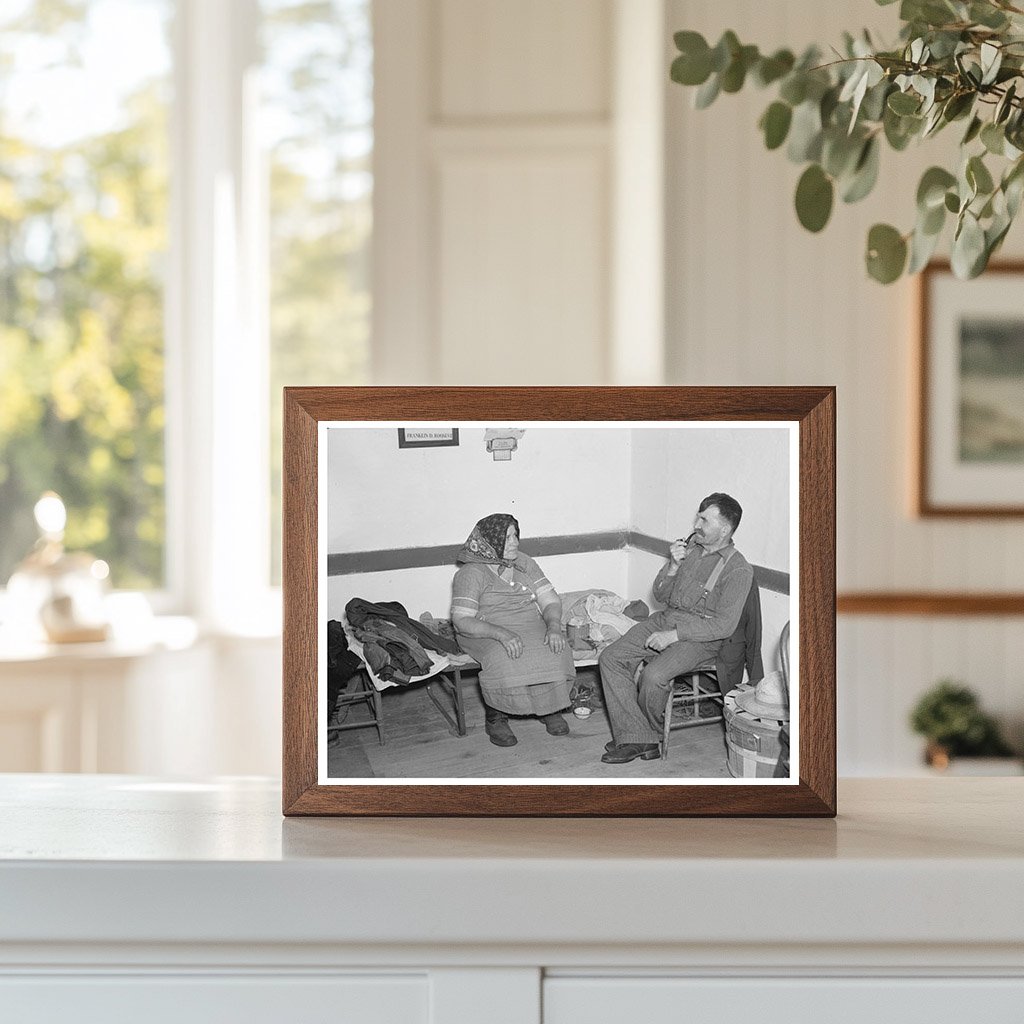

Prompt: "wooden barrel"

[724,688,785,779]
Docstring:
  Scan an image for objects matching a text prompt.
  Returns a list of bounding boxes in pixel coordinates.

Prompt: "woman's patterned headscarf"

[456,513,520,567]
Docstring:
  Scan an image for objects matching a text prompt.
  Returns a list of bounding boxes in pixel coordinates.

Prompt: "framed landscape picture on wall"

[918,262,1024,516]
[282,387,836,817]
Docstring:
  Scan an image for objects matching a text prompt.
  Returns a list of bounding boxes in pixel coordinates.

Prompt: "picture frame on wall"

[397,427,460,449]
[917,261,1024,517]
[282,387,836,817]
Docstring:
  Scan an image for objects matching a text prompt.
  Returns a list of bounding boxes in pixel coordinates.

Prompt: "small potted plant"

[910,680,1017,771]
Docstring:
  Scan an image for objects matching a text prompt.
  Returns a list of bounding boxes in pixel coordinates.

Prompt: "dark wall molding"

[328,530,790,596]
[837,592,1024,616]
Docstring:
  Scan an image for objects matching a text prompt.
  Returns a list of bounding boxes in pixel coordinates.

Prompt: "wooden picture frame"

[917,261,1024,517]
[283,387,836,816]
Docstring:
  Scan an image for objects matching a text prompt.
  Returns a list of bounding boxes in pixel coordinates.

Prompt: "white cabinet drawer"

[0,974,427,1024]
[544,977,1024,1023]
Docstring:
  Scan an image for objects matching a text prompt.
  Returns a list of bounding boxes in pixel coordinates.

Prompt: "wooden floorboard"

[326,676,733,781]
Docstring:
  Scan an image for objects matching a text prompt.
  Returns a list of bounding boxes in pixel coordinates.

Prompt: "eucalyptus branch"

[670,1,1024,283]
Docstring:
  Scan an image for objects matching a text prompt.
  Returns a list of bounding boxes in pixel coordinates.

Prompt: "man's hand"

[644,629,678,653]
[545,630,565,654]
[668,538,689,565]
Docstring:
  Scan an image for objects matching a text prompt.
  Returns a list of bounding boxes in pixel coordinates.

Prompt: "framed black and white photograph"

[283,387,836,816]
[917,261,1024,517]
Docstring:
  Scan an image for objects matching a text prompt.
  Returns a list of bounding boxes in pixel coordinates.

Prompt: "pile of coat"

[560,589,650,650]
[345,597,461,684]
[326,619,364,712]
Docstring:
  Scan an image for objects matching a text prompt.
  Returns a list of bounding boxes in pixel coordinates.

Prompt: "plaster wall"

[327,426,632,555]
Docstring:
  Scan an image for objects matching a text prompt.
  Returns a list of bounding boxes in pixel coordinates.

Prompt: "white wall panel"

[438,0,610,120]
[375,0,638,386]
[437,151,608,383]
[666,0,1024,774]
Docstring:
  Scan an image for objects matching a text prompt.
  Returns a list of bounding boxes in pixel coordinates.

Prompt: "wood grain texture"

[838,592,1024,615]
[798,387,837,815]
[916,260,1024,518]
[282,391,319,813]
[282,386,836,817]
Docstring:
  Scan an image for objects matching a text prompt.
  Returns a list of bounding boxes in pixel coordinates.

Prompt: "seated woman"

[451,514,575,747]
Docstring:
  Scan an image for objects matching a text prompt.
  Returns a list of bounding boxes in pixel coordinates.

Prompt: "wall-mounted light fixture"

[484,427,525,462]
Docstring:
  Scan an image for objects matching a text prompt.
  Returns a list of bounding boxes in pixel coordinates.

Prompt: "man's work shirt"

[651,541,753,644]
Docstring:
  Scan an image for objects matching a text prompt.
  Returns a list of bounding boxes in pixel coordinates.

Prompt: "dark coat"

[714,580,764,694]
[326,619,364,709]
[345,598,462,655]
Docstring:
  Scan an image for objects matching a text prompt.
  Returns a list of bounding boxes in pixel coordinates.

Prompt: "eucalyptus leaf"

[904,0,958,28]
[951,212,986,278]
[754,49,795,87]
[779,74,808,106]
[908,221,942,273]
[694,73,721,109]
[760,102,793,150]
[927,30,963,60]
[822,128,864,178]
[888,90,921,115]
[917,166,957,210]
[795,164,834,232]
[980,42,1002,87]
[884,106,920,150]
[842,137,881,203]
[986,213,1012,259]
[942,92,974,122]
[820,86,841,126]
[721,45,759,93]
[861,80,892,122]
[922,103,946,137]
[674,29,707,53]
[710,31,740,73]
[967,154,995,195]
[962,115,983,145]
[1003,157,1024,216]
[981,122,1005,155]
[671,43,712,87]
[921,200,946,235]
[866,223,908,283]
[839,63,869,104]
[913,75,936,111]
[1006,171,1024,218]
[970,2,1009,30]
[787,100,824,162]
[995,82,1017,124]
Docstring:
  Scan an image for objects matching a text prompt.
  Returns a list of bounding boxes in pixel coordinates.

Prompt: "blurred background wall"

[1,0,1020,777]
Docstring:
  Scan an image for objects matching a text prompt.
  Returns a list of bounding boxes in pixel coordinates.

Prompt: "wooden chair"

[660,661,724,757]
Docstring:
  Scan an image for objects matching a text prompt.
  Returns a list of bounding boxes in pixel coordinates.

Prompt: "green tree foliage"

[0,2,168,588]
[0,0,373,590]
[264,0,372,580]
[671,0,1024,283]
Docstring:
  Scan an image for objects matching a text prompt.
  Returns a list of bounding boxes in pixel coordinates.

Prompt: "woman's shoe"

[540,712,569,736]
[485,717,517,746]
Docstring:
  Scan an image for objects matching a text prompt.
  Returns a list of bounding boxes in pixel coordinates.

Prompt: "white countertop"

[1,775,1022,954]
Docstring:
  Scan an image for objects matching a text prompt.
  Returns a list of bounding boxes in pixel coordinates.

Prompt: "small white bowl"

[573,706,592,719]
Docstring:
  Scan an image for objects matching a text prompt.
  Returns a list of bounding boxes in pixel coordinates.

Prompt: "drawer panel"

[545,977,1024,1023]
[0,974,427,1024]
